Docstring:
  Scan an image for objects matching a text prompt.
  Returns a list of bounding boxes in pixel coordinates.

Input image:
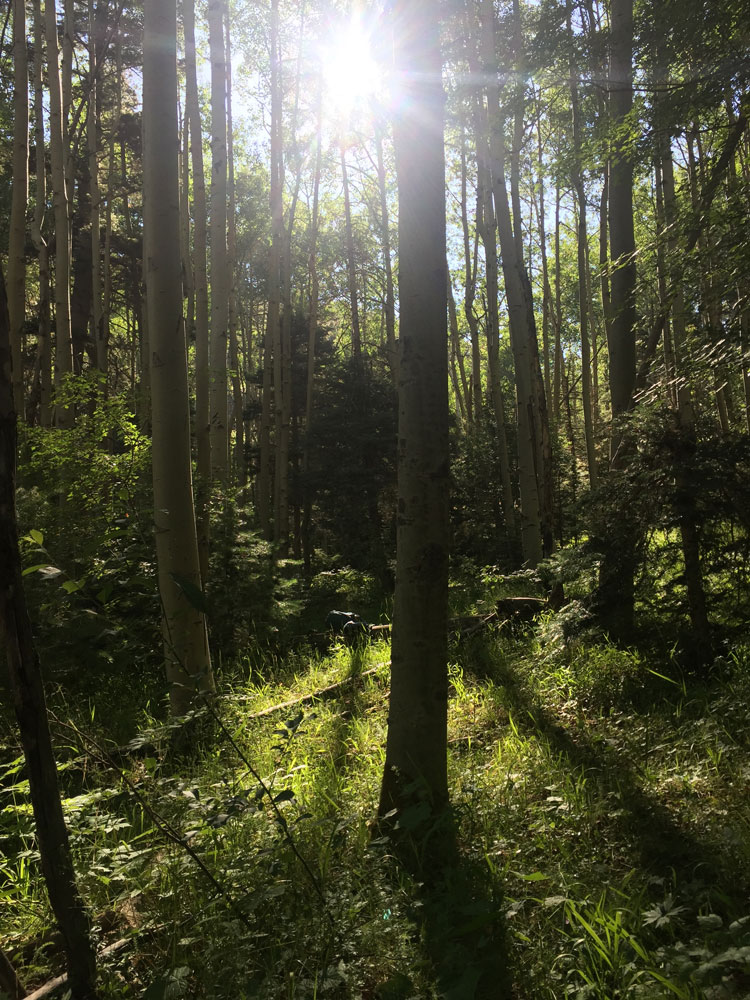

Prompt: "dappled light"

[1,0,749,995]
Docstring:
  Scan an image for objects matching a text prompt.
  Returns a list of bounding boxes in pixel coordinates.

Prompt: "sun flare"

[320,18,384,120]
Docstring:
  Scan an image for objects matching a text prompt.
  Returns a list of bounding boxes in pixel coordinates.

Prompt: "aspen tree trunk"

[45,0,74,426]
[583,225,601,434]
[180,108,194,341]
[379,0,449,817]
[479,0,544,566]
[447,273,470,427]
[341,142,363,361]
[375,122,398,382]
[474,117,517,539]
[258,0,283,540]
[31,0,52,427]
[1,268,99,1000]
[553,178,563,423]
[509,0,525,258]
[8,0,28,420]
[688,128,731,433]
[88,0,105,380]
[568,0,597,487]
[598,0,637,639]
[459,130,482,427]
[208,0,229,482]
[659,135,711,657]
[184,0,211,584]
[607,0,636,438]
[275,16,305,556]
[302,78,324,576]
[534,87,552,412]
[225,11,244,484]
[144,0,214,716]
[102,47,115,390]
[61,0,74,203]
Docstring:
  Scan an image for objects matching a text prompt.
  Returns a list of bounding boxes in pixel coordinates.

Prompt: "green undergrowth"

[2,624,750,999]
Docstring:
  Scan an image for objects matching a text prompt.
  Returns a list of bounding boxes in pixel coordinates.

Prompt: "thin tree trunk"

[474,112,517,539]
[659,126,711,656]
[30,0,52,426]
[534,87,552,412]
[259,0,283,541]
[183,0,211,584]
[302,76,323,575]
[208,0,229,481]
[8,0,28,420]
[459,127,482,427]
[553,178,563,424]
[341,141,363,361]
[375,122,397,382]
[225,10,244,485]
[479,0,543,566]
[144,0,214,715]
[447,272,470,427]
[1,266,99,1000]
[45,0,74,426]
[88,0,105,380]
[568,0,597,487]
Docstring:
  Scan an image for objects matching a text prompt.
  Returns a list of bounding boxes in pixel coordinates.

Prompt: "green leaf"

[516,871,548,882]
[27,529,44,545]
[170,573,208,613]
[22,563,50,576]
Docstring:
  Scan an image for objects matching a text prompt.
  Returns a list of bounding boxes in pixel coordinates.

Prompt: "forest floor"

[2,609,750,999]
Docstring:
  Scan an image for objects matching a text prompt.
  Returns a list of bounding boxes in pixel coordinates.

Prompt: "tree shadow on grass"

[373,804,513,1000]
[491,656,750,911]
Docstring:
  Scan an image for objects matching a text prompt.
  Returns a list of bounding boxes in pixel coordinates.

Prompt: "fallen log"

[235,663,389,717]
[21,938,130,1000]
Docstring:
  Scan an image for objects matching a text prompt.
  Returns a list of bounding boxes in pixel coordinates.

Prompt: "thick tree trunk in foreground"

[144,0,214,715]
[379,0,449,816]
[1,267,99,999]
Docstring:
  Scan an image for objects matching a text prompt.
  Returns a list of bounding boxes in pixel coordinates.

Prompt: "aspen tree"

[375,122,397,381]
[458,126,482,427]
[225,10,244,482]
[208,0,230,482]
[88,0,105,378]
[341,141,363,361]
[478,0,543,566]
[302,76,323,575]
[258,0,283,541]
[379,0,450,816]
[1,268,100,1000]
[45,0,74,425]
[143,0,214,715]
[8,0,28,420]
[567,0,597,487]
[184,0,211,582]
[597,0,637,638]
[30,0,52,426]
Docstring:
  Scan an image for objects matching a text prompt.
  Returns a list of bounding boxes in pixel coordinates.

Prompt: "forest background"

[1,0,750,996]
